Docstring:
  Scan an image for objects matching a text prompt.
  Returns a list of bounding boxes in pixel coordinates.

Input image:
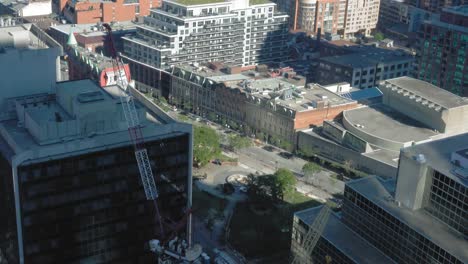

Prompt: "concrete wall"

[129,85,174,124]
[20,1,52,17]
[443,106,468,135]
[395,149,432,210]
[381,84,445,132]
[342,131,371,153]
[294,102,358,130]
[0,47,61,121]
[297,130,398,178]
[342,110,410,151]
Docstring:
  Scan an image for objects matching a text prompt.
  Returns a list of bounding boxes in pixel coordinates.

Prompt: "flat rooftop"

[0,24,53,51]
[347,176,468,262]
[295,207,395,263]
[320,48,412,68]
[70,45,114,70]
[363,149,399,167]
[347,87,383,101]
[443,5,468,16]
[50,21,137,36]
[249,0,272,5]
[0,80,190,165]
[382,77,468,109]
[168,0,226,6]
[401,133,468,186]
[344,104,438,143]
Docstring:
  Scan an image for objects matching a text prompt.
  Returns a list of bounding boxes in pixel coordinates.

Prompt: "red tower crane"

[102,23,164,236]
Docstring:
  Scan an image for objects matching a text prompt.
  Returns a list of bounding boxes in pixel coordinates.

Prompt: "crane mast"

[292,205,331,264]
[103,23,164,236]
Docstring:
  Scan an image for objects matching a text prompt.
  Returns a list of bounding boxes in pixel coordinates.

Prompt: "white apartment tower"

[122,0,289,69]
[343,0,380,38]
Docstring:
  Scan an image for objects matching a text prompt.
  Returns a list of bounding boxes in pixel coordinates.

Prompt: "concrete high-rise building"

[343,0,380,38]
[416,0,468,13]
[122,0,289,69]
[0,23,63,119]
[378,0,410,26]
[0,78,193,263]
[292,133,468,263]
[414,5,468,96]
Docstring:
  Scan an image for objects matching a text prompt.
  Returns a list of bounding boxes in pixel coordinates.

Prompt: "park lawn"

[177,113,190,122]
[228,191,321,259]
[214,153,238,163]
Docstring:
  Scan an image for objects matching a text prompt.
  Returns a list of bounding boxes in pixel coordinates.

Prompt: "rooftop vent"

[413,154,426,163]
[451,148,468,169]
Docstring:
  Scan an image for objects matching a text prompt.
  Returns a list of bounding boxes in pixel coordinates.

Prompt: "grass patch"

[228,191,321,258]
[284,190,315,205]
[215,153,238,163]
[177,114,191,122]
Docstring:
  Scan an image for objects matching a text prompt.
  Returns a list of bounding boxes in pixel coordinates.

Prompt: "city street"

[237,146,307,175]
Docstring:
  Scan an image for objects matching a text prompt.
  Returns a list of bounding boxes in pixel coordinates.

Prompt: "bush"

[228,134,252,151]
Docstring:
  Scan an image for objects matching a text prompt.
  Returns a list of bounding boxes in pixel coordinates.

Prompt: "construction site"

[0,23,199,264]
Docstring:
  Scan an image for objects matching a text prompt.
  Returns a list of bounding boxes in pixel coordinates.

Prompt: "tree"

[242,125,253,137]
[274,168,296,200]
[269,135,280,146]
[228,134,252,151]
[302,162,321,176]
[279,139,293,152]
[374,32,385,41]
[256,132,266,142]
[193,125,221,167]
[228,120,239,131]
[207,112,217,122]
[158,96,168,105]
[343,160,353,173]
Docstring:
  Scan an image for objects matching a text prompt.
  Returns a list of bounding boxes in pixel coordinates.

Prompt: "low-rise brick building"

[169,63,358,145]
[58,0,161,24]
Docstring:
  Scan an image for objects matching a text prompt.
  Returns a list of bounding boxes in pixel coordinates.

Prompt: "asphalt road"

[238,146,307,175]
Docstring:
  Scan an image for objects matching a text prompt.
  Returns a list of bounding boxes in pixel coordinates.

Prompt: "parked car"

[279,151,294,159]
[212,159,222,165]
[239,186,248,193]
[262,145,275,152]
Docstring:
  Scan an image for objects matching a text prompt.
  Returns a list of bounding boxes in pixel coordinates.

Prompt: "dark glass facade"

[427,171,468,236]
[291,217,356,264]
[415,15,468,96]
[342,186,464,264]
[16,134,190,263]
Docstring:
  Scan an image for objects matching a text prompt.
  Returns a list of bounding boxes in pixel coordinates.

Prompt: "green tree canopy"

[374,32,385,41]
[193,125,221,167]
[274,168,296,200]
[302,162,321,176]
[228,134,252,151]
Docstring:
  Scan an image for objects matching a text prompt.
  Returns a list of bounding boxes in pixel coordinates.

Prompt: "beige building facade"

[343,0,380,38]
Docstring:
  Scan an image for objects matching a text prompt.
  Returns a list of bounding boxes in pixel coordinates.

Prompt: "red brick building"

[289,0,341,35]
[66,36,131,87]
[58,0,161,24]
